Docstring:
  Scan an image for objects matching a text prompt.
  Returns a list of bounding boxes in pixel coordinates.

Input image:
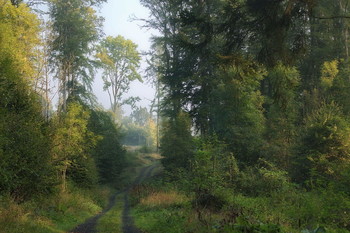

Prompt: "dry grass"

[0,199,56,233]
[0,200,27,223]
[140,191,187,208]
[137,153,162,165]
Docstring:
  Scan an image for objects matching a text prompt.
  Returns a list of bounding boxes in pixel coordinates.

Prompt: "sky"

[94,0,156,114]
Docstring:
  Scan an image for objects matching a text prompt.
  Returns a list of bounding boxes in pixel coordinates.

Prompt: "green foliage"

[0,186,110,233]
[234,162,291,197]
[141,0,350,232]
[264,64,300,169]
[133,205,191,233]
[52,102,99,189]
[4,0,350,231]
[321,60,339,89]
[294,102,350,187]
[268,63,300,111]
[329,60,350,115]
[122,121,148,145]
[189,138,229,211]
[0,61,54,200]
[160,112,195,171]
[211,62,266,164]
[89,110,126,185]
[0,0,40,78]
[122,107,157,148]
[49,0,103,108]
[95,35,141,114]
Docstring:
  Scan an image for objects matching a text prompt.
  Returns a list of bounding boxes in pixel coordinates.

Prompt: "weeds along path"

[70,164,157,233]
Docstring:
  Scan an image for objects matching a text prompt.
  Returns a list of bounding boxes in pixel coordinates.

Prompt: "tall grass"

[140,190,187,208]
[0,185,111,233]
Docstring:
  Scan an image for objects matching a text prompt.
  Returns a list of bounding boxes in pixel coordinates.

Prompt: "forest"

[1,0,350,232]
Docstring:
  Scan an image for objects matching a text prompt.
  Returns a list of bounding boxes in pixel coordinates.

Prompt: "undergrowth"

[0,185,110,233]
[131,172,350,233]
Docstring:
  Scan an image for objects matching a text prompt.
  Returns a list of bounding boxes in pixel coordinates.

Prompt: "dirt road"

[70,165,156,233]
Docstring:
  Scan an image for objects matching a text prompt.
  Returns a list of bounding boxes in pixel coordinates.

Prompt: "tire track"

[122,165,156,233]
[70,165,156,233]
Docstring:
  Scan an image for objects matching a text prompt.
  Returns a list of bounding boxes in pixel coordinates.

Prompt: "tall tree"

[95,35,142,115]
[140,0,185,119]
[49,0,103,112]
[211,60,266,164]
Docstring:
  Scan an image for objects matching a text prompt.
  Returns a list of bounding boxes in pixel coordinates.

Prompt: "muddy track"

[70,165,156,233]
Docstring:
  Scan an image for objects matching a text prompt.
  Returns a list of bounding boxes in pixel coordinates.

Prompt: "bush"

[234,161,291,197]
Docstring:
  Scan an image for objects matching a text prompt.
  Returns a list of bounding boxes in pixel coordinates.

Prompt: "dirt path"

[70,165,156,233]
[122,165,156,233]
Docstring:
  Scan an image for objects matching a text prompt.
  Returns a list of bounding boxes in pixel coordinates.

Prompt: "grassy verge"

[130,175,196,233]
[131,179,289,233]
[131,176,350,233]
[133,205,193,233]
[0,185,111,233]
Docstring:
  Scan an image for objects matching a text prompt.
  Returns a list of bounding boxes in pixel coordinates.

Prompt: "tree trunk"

[61,161,68,193]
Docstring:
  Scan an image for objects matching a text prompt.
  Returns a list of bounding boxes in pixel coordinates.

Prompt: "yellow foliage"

[321,60,339,89]
[0,0,41,79]
[146,118,157,147]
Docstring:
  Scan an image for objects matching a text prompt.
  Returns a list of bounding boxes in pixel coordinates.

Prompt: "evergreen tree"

[161,112,195,171]
[89,110,126,184]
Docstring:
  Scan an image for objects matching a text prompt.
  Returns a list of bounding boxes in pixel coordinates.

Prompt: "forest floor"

[70,150,161,233]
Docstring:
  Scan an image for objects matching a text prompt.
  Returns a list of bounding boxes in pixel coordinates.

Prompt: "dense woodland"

[141,0,350,232]
[1,0,350,232]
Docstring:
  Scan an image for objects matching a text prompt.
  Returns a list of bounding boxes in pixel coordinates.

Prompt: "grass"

[97,194,124,233]
[0,148,161,233]
[131,184,195,233]
[0,186,110,233]
[132,203,194,233]
[131,183,350,233]
[96,149,162,233]
[140,190,187,208]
